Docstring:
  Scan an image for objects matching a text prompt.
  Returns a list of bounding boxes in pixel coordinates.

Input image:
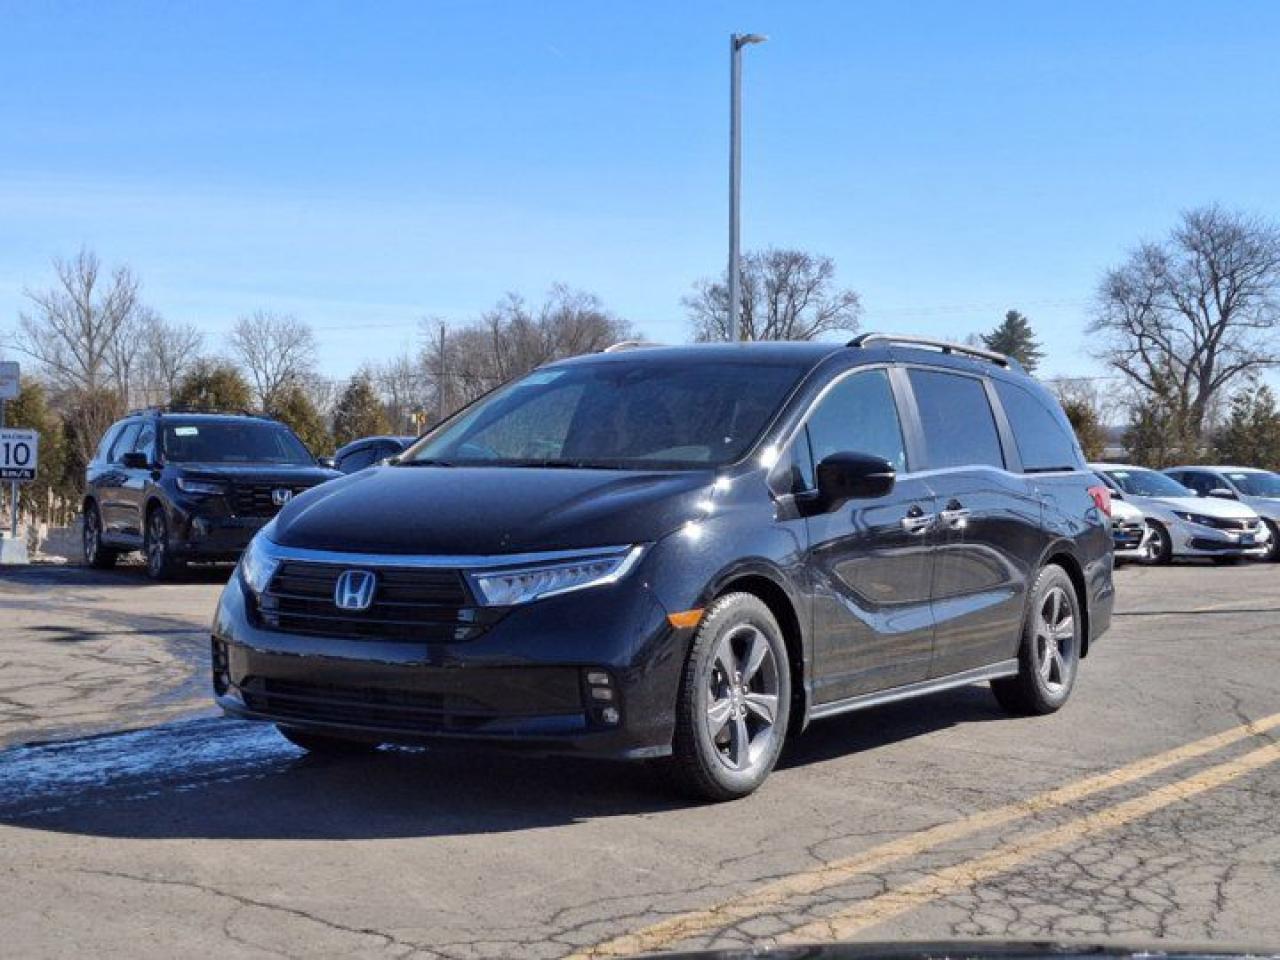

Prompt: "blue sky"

[2,1,1278,382]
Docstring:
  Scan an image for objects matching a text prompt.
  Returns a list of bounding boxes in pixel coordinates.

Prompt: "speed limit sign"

[0,429,38,482]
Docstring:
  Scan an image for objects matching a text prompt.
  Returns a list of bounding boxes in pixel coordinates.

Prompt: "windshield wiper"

[396,458,456,467]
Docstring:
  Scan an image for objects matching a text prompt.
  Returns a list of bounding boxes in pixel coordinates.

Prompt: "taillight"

[1087,484,1112,517]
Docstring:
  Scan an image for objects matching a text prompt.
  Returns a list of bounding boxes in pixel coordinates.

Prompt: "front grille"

[1191,515,1260,532]
[259,560,497,641]
[239,673,583,733]
[231,482,315,518]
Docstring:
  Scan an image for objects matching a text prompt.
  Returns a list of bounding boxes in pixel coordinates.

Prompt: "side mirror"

[1110,489,1125,501]
[120,451,149,470]
[815,452,896,510]
[1208,487,1236,499]
[317,457,337,470]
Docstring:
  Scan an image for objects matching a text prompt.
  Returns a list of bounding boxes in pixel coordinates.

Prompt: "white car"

[1108,495,1151,563]
[1090,463,1269,564]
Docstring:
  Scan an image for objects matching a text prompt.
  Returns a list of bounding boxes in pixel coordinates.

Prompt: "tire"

[1263,521,1280,562]
[1141,521,1173,565]
[991,565,1082,716]
[669,593,791,802]
[277,726,381,755]
[144,506,184,581]
[82,503,119,569]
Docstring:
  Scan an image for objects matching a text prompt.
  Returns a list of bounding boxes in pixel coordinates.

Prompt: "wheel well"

[1044,552,1091,657]
[715,574,807,725]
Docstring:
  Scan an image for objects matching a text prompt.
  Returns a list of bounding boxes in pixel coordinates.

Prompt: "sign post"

[0,362,30,564]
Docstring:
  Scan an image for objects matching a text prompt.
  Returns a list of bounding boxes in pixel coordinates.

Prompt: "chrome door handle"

[901,513,935,534]
[939,507,971,529]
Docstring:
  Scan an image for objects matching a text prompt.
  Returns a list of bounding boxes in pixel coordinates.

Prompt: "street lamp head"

[734,33,768,48]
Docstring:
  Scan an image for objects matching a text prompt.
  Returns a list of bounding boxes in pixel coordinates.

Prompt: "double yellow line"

[571,712,1280,958]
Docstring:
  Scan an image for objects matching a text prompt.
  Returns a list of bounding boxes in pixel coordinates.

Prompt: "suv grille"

[258,560,497,641]
[231,482,316,518]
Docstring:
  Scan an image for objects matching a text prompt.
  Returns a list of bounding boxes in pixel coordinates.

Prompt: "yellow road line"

[783,738,1280,943]
[570,711,1280,959]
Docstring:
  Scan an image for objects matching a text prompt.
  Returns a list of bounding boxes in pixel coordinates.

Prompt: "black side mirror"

[815,452,896,510]
[317,457,337,470]
[120,451,149,470]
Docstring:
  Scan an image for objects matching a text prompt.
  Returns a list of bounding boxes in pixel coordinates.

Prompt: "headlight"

[1172,511,1217,527]
[466,546,645,607]
[177,477,226,495]
[239,527,280,596]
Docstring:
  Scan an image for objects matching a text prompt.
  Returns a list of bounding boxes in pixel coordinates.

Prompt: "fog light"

[585,670,610,686]
[582,668,620,726]
[211,637,229,696]
[600,706,620,725]
[590,687,614,701]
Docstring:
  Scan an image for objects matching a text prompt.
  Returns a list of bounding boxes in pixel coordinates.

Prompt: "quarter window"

[993,380,1081,472]
[108,422,141,463]
[908,369,1004,470]
[804,369,908,478]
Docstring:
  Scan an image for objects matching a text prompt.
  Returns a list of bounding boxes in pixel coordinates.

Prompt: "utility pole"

[727,32,767,343]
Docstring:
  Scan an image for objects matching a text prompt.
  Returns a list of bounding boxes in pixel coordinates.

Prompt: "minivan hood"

[270,464,713,555]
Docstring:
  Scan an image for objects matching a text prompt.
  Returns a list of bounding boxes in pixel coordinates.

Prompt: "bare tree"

[140,313,204,404]
[1090,205,1280,443]
[15,248,141,393]
[372,350,431,433]
[684,248,862,342]
[423,286,632,411]
[227,311,318,407]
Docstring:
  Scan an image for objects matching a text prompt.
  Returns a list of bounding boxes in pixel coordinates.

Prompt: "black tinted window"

[993,380,1081,472]
[805,369,908,474]
[410,359,806,469]
[1178,471,1217,495]
[909,369,1004,470]
[95,423,123,462]
[133,423,157,462]
[162,421,313,464]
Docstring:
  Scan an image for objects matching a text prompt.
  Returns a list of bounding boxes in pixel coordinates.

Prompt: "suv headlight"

[177,477,227,495]
[466,546,645,607]
[239,528,280,596]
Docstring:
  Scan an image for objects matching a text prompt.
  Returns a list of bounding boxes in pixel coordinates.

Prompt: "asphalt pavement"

[1,560,1278,959]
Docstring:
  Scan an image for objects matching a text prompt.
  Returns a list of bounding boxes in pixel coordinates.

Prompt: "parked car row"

[1091,463,1280,565]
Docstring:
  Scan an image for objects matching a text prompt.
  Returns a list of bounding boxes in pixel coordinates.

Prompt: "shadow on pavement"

[0,686,1000,841]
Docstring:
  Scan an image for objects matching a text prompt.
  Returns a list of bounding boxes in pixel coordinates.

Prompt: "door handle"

[901,506,935,535]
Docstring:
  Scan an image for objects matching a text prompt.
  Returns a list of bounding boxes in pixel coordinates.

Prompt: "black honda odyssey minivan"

[213,334,1114,799]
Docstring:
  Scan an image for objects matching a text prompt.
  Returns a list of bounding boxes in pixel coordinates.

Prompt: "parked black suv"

[212,336,1114,799]
[84,409,339,579]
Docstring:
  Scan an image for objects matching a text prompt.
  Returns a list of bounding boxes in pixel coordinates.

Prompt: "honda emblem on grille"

[271,487,293,507]
[334,570,377,611]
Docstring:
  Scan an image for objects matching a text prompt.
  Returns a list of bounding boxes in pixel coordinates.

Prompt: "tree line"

[5,204,1280,526]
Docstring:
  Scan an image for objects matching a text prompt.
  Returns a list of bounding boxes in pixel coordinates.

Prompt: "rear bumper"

[210,572,684,760]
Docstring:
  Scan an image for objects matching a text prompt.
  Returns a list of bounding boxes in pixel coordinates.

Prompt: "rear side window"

[338,445,381,473]
[993,380,1081,472]
[908,369,1004,470]
[95,423,124,462]
[805,369,908,475]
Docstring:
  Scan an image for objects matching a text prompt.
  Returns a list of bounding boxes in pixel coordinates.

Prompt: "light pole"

[728,32,766,343]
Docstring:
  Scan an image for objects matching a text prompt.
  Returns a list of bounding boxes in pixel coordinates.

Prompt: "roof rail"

[126,405,268,418]
[848,332,1017,369]
[601,339,665,353]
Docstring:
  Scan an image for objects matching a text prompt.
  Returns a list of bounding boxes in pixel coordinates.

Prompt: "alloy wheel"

[147,512,167,576]
[1034,585,1075,693]
[705,623,780,773]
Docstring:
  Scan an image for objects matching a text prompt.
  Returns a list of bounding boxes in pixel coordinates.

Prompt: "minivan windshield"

[404,358,807,469]
[1104,468,1193,498]
[162,421,314,465]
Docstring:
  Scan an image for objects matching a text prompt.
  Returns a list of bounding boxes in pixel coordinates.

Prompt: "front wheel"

[144,507,184,581]
[992,565,1081,716]
[1263,521,1280,562]
[669,593,791,802]
[1141,521,1173,565]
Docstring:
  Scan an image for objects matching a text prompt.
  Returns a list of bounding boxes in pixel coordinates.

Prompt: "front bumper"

[211,572,685,759]
[1169,518,1270,558]
[174,513,268,560]
[1111,521,1151,561]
